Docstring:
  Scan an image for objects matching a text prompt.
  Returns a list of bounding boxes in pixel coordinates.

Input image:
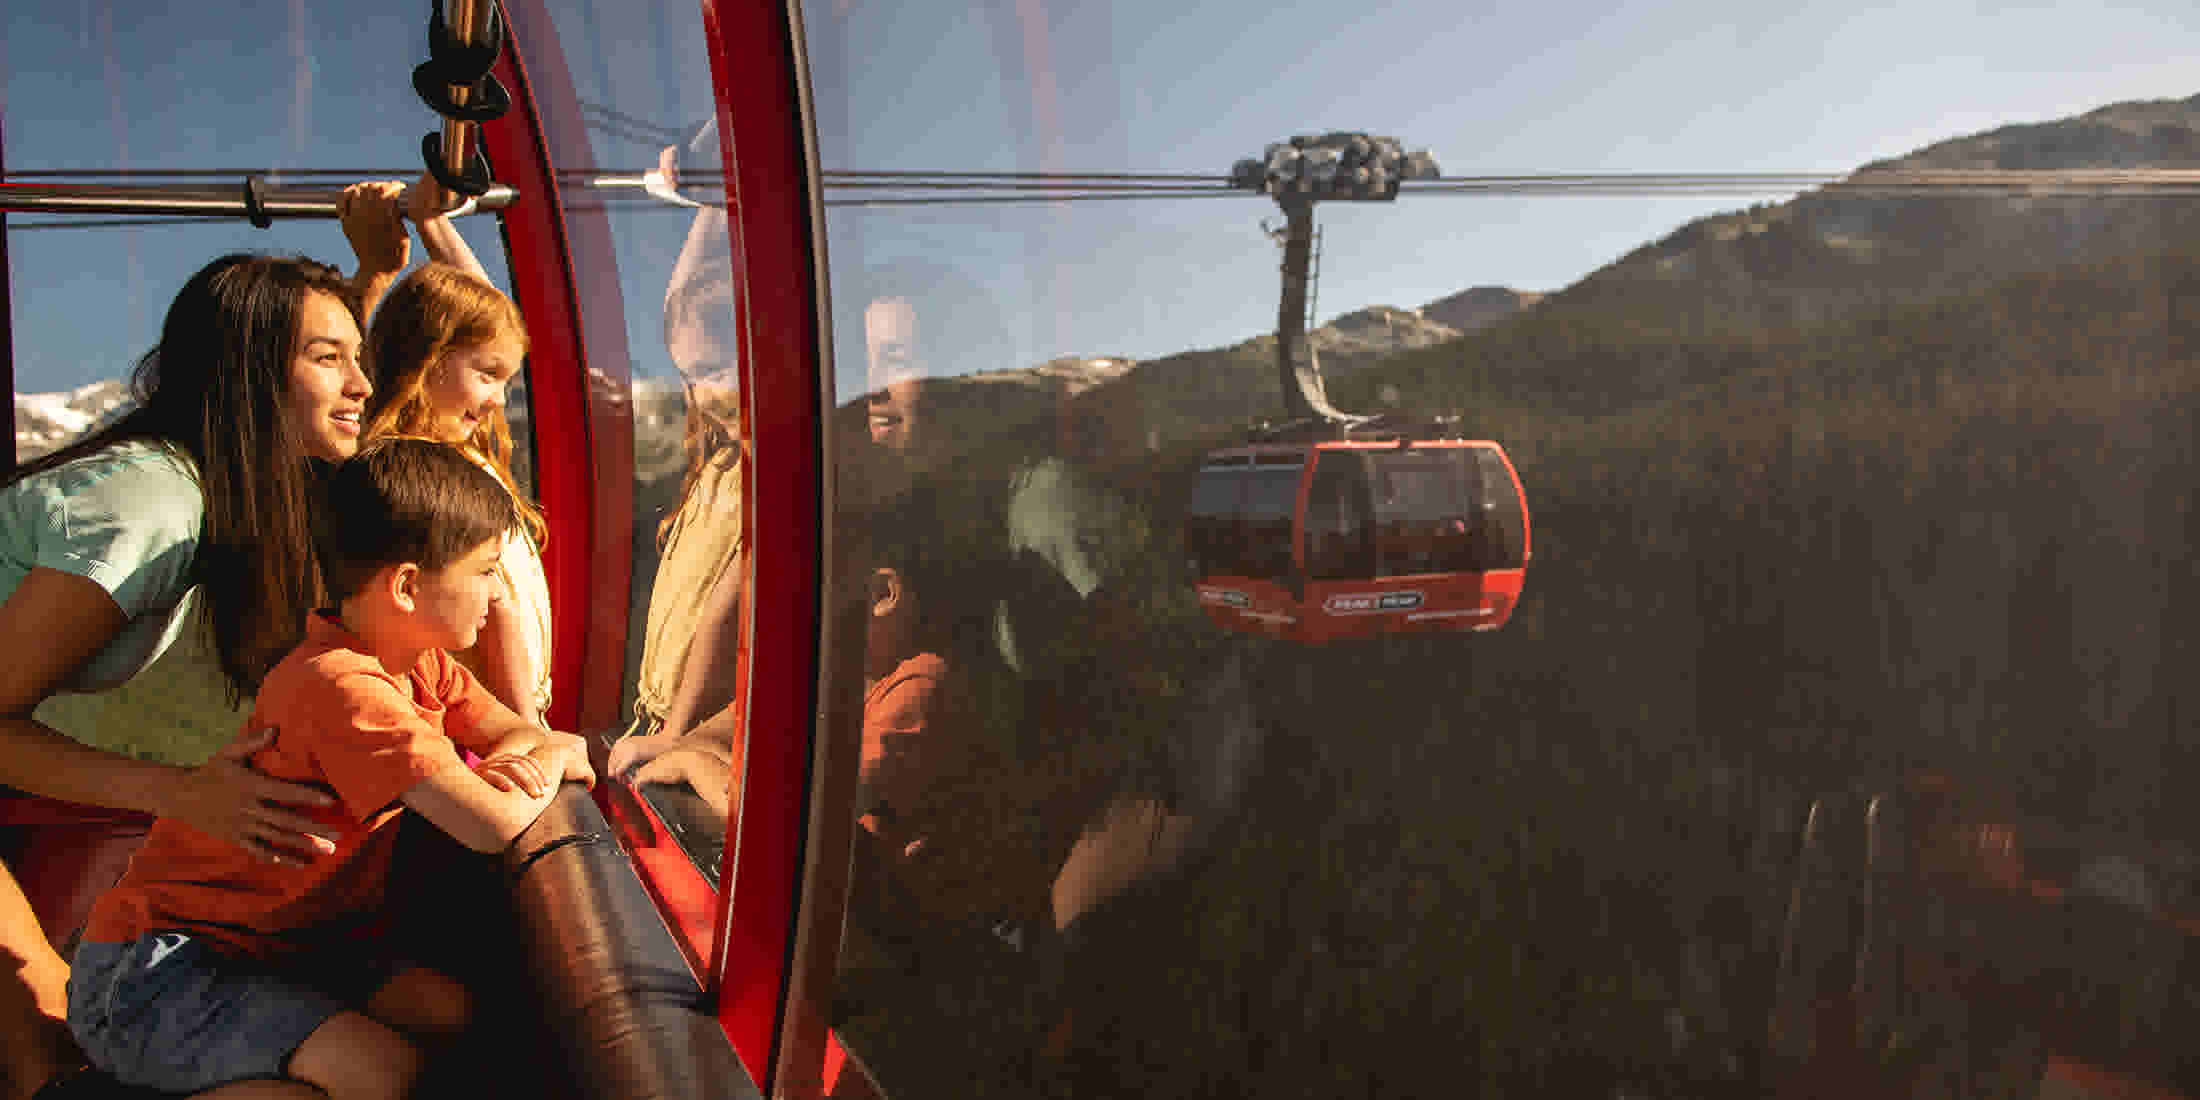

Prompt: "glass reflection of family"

[589,122,1265,1098]
[605,122,750,817]
[820,275,1263,1097]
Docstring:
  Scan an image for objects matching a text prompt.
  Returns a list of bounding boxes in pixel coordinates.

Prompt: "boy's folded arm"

[458,691,547,759]
[436,654,595,789]
[457,699,593,782]
[400,745,571,853]
[479,720,547,760]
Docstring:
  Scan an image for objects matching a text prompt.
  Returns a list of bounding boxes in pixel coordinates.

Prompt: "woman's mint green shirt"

[1,440,247,764]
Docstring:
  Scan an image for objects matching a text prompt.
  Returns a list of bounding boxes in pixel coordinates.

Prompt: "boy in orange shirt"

[65,438,594,1099]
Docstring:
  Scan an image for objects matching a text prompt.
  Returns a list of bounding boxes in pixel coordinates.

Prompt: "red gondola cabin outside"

[1188,438,1530,643]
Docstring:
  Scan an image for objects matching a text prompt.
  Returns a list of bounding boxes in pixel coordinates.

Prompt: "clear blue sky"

[8,0,2199,399]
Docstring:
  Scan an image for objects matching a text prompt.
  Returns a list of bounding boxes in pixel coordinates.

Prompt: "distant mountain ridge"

[1012,93,2200,446]
[1331,90,2200,427]
[1558,93,2200,339]
[1869,93,2200,171]
[14,380,132,461]
[1421,287,1545,332]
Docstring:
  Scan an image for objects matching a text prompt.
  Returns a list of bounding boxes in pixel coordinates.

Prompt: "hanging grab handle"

[418,0,505,87]
[414,0,511,197]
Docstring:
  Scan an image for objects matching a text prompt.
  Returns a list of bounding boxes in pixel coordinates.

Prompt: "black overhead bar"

[0,180,516,223]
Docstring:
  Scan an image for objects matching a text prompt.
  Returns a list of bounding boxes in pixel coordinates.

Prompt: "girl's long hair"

[359,262,545,546]
[660,396,746,549]
[6,253,361,699]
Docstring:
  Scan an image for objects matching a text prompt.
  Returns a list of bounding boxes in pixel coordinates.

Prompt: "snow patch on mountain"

[15,380,133,461]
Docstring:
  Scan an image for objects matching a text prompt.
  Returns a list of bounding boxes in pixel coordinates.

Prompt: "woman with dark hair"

[0,247,389,1099]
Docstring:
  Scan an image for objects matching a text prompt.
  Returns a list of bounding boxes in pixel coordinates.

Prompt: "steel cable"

[12,168,2200,230]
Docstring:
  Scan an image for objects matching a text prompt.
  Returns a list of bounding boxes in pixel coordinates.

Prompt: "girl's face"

[422,331,524,444]
[285,291,371,460]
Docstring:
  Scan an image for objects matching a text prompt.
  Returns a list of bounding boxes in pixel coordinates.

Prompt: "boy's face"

[412,537,506,652]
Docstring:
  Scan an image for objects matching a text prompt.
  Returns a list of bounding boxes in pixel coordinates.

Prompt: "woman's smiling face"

[421,332,524,444]
[284,290,370,460]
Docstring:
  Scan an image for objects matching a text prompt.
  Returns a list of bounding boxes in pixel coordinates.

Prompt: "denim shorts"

[67,932,396,1094]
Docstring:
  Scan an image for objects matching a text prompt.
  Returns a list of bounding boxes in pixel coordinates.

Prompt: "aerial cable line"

[5,169,1229,192]
[576,99,686,143]
[821,181,1233,192]
[573,171,1231,192]
[15,168,2200,230]
[819,191,1245,207]
[19,180,2197,227]
[553,189,1247,213]
[15,167,2200,191]
[825,170,1225,182]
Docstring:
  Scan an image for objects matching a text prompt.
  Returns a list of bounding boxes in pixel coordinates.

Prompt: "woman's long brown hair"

[359,262,545,546]
[6,253,361,700]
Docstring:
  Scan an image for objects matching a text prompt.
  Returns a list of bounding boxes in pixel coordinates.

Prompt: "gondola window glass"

[512,0,742,884]
[1184,464,1244,577]
[1239,462,1302,578]
[1305,452,1374,581]
[1368,450,1481,577]
[1472,447,1526,571]
[802,0,2200,1096]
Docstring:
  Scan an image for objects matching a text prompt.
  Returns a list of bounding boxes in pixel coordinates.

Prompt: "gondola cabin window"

[1186,453,1303,581]
[1304,450,1375,580]
[1361,445,1527,577]
[4,2,517,768]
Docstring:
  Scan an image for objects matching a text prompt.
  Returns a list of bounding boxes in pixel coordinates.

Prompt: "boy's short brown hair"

[313,437,518,602]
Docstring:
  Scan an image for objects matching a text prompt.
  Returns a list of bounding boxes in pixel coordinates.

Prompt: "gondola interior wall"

[13,2,2200,1099]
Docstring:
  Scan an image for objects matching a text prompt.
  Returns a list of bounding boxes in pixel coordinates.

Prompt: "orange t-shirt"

[858,651,949,836]
[84,613,510,960]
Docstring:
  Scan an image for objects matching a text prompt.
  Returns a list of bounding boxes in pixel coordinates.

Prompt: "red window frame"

[488,0,726,975]
[464,1,847,1086]
[696,0,847,1090]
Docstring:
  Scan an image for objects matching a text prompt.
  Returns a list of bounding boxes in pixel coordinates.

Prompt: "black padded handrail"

[502,786,758,1100]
